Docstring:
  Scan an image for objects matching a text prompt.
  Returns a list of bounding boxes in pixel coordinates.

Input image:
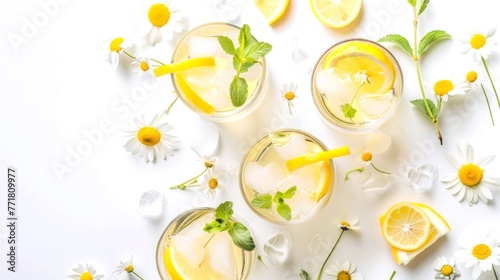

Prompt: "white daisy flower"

[462,66,484,92]
[455,228,500,280]
[201,167,226,199]
[441,143,500,206]
[124,114,179,162]
[68,263,104,280]
[460,27,496,61]
[325,260,364,280]
[105,37,133,69]
[336,217,360,231]
[433,256,461,279]
[280,82,297,115]
[433,79,469,102]
[114,255,134,276]
[140,0,187,45]
[131,55,153,75]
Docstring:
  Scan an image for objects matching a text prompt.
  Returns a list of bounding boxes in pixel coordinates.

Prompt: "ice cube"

[286,189,316,219]
[263,230,294,265]
[288,165,318,194]
[137,189,167,219]
[212,0,245,23]
[169,235,205,268]
[213,68,236,93]
[240,63,262,82]
[244,161,285,194]
[201,88,231,110]
[205,232,236,278]
[361,173,393,195]
[185,68,217,91]
[290,37,312,74]
[315,69,355,103]
[176,213,213,246]
[366,131,392,154]
[190,125,220,158]
[358,91,395,120]
[188,36,221,58]
[403,163,438,193]
[273,133,309,161]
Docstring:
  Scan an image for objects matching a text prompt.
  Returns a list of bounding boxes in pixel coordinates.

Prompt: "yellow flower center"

[285,91,295,101]
[125,264,134,273]
[148,3,171,27]
[341,221,351,228]
[205,161,214,168]
[458,164,483,187]
[434,80,454,96]
[470,34,486,50]
[110,37,124,52]
[466,71,478,83]
[472,243,492,260]
[441,264,453,276]
[208,178,218,189]
[80,272,93,280]
[137,127,161,146]
[361,152,373,162]
[140,61,150,72]
[337,271,351,280]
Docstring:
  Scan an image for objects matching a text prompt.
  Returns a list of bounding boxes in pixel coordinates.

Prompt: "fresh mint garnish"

[218,24,272,107]
[203,201,255,251]
[300,269,310,280]
[251,186,296,221]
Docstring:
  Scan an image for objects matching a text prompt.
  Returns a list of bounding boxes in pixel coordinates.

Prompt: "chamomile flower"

[124,114,179,162]
[325,261,364,280]
[68,263,104,280]
[106,37,133,69]
[463,67,495,126]
[201,167,226,199]
[336,217,360,231]
[132,56,153,75]
[433,256,461,279]
[455,228,500,280]
[141,0,187,45]
[441,143,500,206]
[280,82,297,115]
[433,79,469,102]
[354,131,392,175]
[114,255,145,279]
[460,27,496,61]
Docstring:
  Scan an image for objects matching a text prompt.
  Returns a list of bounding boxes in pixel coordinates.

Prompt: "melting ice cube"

[188,36,221,58]
[315,69,355,104]
[137,189,167,219]
[205,231,236,278]
[273,133,308,161]
[403,163,438,193]
[290,37,312,74]
[190,125,220,157]
[361,173,393,195]
[358,91,395,120]
[263,229,294,265]
[212,0,245,23]
[201,87,231,110]
[244,161,285,194]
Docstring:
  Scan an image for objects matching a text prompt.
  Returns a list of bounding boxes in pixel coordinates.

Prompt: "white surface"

[1,0,500,279]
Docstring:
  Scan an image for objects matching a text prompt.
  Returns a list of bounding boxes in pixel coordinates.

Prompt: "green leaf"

[277,202,292,221]
[407,0,416,7]
[215,201,233,222]
[282,186,297,199]
[245,42,272,60]
[251,194,272,209]
[238,24,251,52]
[417,30,452,56]
[218,36,236,56]
[410,99,438,120]
[203,218,231,234]
[230,76,248,107]
[239,59,259,73]
[418,0,430,15]
[273,191,284,203]
[228,222,255,251]
[378,34,414,57]
[300,270,310,280]
[341,103,357,119]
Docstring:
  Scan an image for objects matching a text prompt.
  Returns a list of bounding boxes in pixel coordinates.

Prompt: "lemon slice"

[315,160,332,202]
[309,0,362,28]
[255,0,290,25]
[154,57,216,77]
[174,72,215,114]
[286,146,349,172]
[324,41,395,94]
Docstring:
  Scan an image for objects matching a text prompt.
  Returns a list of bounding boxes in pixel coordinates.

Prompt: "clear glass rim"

[170,22,268,122]
[310,38,404,134]
[238,128,336,225]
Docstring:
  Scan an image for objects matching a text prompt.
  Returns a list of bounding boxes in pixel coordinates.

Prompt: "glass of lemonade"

[171,22,268,122]
[239,129,336,225]
[311,39,403,134]
[156,208,254,279]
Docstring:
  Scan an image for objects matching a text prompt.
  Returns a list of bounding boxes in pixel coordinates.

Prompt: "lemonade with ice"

[156,206,254,280]
[240,130,337,224]
[312,39,403,133]
[166,23,269,120]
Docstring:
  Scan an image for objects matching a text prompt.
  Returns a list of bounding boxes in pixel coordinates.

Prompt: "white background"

[1,0,500,279]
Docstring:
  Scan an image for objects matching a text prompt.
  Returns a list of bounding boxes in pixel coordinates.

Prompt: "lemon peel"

[309,0,362,28]
[154,57,216,77]
[255,0,290,25]
[174,73,215,114]
[286,146,350,172]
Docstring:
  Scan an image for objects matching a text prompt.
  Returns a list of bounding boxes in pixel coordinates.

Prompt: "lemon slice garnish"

[174,72,215,114]
[309,0,362,28]
[154,57,216,77]
[255,0,290,25]
[286,146,350,172]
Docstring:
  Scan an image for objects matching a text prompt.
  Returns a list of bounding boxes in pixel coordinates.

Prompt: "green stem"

[493,265,498,280]
[316,230,345,280]
[481,84,495,126]
[389,270,396,280]
[257,255,269,270]
[151,58,165,65]
[170,167,208,189]
[132,271,145,280]
[482,56,500,108]
[123,50,136,60]
[344,167,365,181]
[204,233,216,248]
[371,162,391,175]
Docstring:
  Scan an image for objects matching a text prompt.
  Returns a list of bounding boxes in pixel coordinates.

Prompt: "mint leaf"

[228,222,255,251]
[203,219,231,234]
[273,191,284,203]
[218,36,236,56]
[238,24,251,52]
[282,186,297,199]
[277,202,292,221]
[418,0,430,15]
[411,99,438,120]
[245,42,272,60]
[341,103,357,119]
[230,77,248,107]
[215,201,233,222]
[378,34,414,57]
[418,30,451,56]
[407,0,416,7]
[240,59,259,73]
[300,270,310,280]
[251,194,272,209]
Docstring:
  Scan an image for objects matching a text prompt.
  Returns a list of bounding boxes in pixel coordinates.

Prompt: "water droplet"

[403,163,438,193]
[361,172,393,195]
[263,229,293,265]
[137,189,167,219]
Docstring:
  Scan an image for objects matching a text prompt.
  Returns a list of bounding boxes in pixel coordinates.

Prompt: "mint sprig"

[251,186,296,221]
[218,24,272,107]
[203,201,255,251]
